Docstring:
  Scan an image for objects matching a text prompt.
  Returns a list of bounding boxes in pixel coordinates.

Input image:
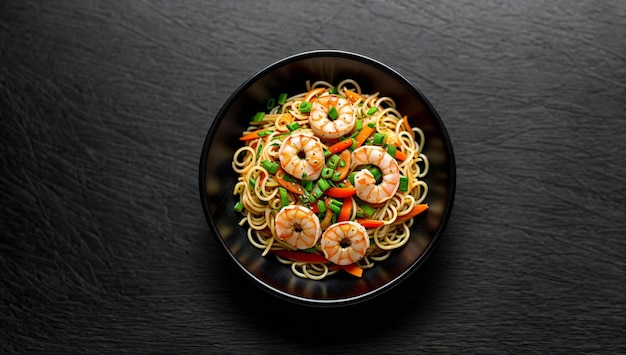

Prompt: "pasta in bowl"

[200,50,455,306]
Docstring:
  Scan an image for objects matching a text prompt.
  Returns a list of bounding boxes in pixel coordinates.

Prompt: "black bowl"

[199,50,455,307]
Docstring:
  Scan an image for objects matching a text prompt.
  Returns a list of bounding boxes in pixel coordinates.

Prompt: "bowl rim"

[199,49,456,307]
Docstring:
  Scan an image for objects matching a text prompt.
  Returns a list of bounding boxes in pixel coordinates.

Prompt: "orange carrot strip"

[356,219,385,229]
[275,167,305,195]
[338,198,353,222]
[395,204,429,223]
[304,87,326,102]
[239,128,270,141]
[394,150,408,161]
[328,139,353,154]
[340,263,363,277]
[344,89,366,103]
[354,123,375,148]
[402,115,412,132]
[325,187,356,198]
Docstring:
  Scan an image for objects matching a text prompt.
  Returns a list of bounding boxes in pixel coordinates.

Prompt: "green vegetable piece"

[387,145,397,158]
[317,178,330,192]
[328,106,338,120]
[399,176,409,192]
[287,122,300,132]
[321,167,334,179]
[373,133,386,145]
[234,202,244,212]
[367,107,378,115]
[299,101,312,113]
[279,187,289,207]
[317,200,326,214]
[267,98,276,110]
[277,92,288,105]
[252,112,265,122]
[327,154,340,169]
[260,160,279,174]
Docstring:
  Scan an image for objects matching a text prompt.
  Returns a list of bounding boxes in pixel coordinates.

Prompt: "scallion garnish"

[299,101,312,113]
[328,106,338,120]
[367,107,378,115]
[277,92,288,105]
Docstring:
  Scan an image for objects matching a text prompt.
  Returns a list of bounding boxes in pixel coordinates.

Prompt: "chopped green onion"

[373,133,386,145]
[234,202,244,212]
[387,145,397,158]
[368,122,375,128]
[277,92,288,105]
[328,203,341,215]
[329,86,338,94]
[339,159,346,168]
[312,186,324,198]
[305,191,316,203]
[370,167,382,181]
[279,187,289,207]
[359,202,376,217]
[399,176,409,192]
[302,180,314,191]
[367,107,378,115]
[317,178,331,192]
[327,154,340,169]
[256,143,263,157]
[328,106,338,120]
[260,160,279,174]
[282,173,297,183]
[330,199,343,207]
[348,172,356,185]
[252,112,265,122]
[249,178,256,188]
[257,129,273,137]
[332,171,342,181]
[356,119,363,131]
[321,167,334,179]
[286,122,300,132]
[317,200,326,214]
[266,98,276,110]
[299,101,312,113]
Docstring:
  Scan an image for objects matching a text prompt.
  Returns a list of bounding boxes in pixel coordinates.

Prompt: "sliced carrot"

[332,149,351,181]
[340,263,363,277]
[394,150,408,161]
[275,167,305,195]
[304,87,326,102]
[327,139,353,154]
[338,197,353,222]
[402,115,412,132]
[344,89,366,103]
[356,219,385,229]
[394,204,429,223]
[325,187,356,198]
[239,128,271,141]
[271,250,329,263]
[354,123,375,148]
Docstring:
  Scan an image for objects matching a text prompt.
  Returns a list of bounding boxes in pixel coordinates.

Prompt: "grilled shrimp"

[351,145,400,204]
[278,132,325,180]
[320,221,370,265]
[309,94,355,139]
[274,205,322,249]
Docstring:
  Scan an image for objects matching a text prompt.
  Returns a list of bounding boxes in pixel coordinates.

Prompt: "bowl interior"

[200,51,455,306]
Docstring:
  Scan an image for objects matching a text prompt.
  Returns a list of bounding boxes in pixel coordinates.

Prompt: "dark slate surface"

[1,0,624,353]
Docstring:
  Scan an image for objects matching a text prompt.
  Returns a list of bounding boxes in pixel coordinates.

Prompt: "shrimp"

[278,132,325,180]
[320,221,370,265]
[309,94,355,139]
[351,145,400,204]
[275,205,322,249]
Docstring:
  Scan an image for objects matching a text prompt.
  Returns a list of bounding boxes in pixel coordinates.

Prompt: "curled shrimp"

[278,132,325,180]
[274,205,322,249]
[351,145,400,204]
[309,94,355,139]
[320,221,370,265]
